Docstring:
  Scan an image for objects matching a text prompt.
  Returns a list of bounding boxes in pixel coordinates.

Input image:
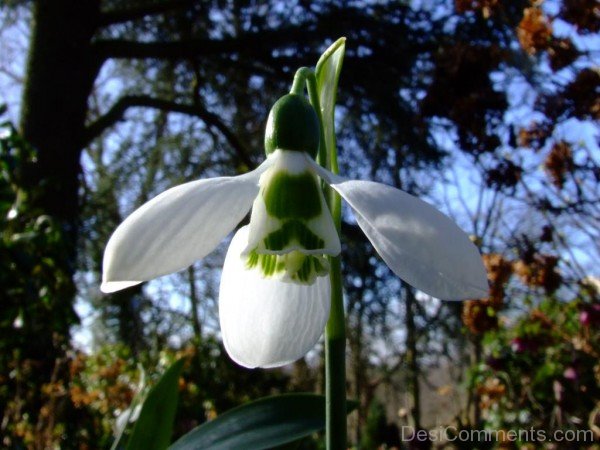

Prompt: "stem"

[326,255,346,450]
[290,67,313,95]
[299,68,346,449]
[188,265,202,344]
[291,68,326,169]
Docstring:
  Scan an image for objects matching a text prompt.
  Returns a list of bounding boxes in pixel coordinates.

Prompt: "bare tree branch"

[91,26,311,62]
[92,8,421,63]
[83,95,254,168]
[98,0,195,27]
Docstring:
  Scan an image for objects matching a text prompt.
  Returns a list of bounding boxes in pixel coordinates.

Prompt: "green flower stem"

[293,67,346,449]
[290,67,314,96]
[290,68,327,169]
[324,253,345,450]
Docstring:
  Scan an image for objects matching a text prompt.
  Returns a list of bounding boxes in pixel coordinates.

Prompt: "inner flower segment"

[242,150,340,285]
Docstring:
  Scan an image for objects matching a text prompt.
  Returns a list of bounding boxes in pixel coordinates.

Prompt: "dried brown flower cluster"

[477,377,506,410]
[518,122,551,150]
[486,159,523,189]
[463,300,498,335]
[539,68,600,120]
[69,356,135,414]
[485,253,513,304]
[514,253,562,294]
[544,141,574,189]
[455,0,500,18]
[561,0,600,33]
[516,5,580,71]
[518,7,552,55]
[462,254,512,334]
[547,38,580,71]
[421,43,506,155]
[529,308,554,329]
[564,69,600,120]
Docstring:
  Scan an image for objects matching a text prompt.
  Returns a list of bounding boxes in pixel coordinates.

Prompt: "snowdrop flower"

[101,94,488,368]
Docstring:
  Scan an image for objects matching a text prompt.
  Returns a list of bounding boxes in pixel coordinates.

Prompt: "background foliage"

[0,0,598,448]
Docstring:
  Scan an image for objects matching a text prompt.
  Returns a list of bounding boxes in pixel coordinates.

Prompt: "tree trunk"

[16,0,101,444]
[470,335,483,426]
[188,265,202,344]
[405,285,421,430]
[19,0,101,336]
[21,0,101,237]
[352,301,367,444]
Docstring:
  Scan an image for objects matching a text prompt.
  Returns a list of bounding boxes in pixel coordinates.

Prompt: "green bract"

[264,94,320,158]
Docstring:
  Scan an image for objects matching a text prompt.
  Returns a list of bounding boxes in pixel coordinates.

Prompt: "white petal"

[219,226,330,368]
[101,158,274,293]
[310,161,488,300]
[101,281,141,294]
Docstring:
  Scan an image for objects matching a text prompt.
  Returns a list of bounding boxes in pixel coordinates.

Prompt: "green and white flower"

[101,94,488,369]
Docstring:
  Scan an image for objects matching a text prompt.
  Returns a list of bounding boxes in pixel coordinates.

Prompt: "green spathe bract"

[264,94,320,158]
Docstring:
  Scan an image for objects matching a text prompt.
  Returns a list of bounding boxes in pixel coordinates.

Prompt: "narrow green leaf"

[315,38,346,163]
[169,393,356,450]
[125,358,185,450]
[111,364,147,450]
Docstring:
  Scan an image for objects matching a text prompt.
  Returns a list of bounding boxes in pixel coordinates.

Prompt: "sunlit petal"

[101,158,275,293]
[219,226,330,368]
[310,161,488,300]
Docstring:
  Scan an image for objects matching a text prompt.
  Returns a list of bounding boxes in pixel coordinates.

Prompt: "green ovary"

[246,250,329,284]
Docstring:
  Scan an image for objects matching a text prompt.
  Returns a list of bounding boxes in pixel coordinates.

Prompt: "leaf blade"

[169,393,356,450]
[125,358,185,450]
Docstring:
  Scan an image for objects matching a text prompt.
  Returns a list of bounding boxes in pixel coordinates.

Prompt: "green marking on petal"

[296,254,328,283]
[263,220,325,251]
[246,251,258,268]
[245,250,329,285]
[241,155,337,284]
[262,171,322,220]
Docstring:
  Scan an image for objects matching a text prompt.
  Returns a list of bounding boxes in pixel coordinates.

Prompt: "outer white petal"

[101,157,275,293]
[219,226,330,368]
[309,159,488,300]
